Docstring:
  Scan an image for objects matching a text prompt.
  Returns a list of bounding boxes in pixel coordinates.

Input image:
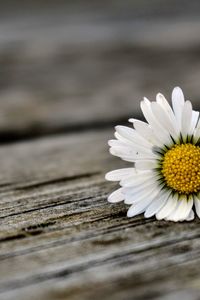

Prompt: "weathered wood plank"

[0,129,200,299]
[0,2,200,139]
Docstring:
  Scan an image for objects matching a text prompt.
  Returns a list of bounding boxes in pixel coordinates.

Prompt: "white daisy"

[105,87,200,222]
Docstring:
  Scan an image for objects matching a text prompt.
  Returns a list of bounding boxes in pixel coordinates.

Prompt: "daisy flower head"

[105,87,200,222]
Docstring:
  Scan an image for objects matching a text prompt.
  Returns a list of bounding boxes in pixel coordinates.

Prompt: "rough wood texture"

[0,130,200,300]
[1,1,200,299]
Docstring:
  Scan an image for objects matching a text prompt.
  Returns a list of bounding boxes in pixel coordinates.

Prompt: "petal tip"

[127,211,132,218]
[114,125,119,131]
[172,86,184,97]
[105,173,109,180]
[173,86,182,92]
[128,118,135,123]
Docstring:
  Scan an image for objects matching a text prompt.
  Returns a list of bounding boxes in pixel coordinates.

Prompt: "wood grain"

[0,129,200,299]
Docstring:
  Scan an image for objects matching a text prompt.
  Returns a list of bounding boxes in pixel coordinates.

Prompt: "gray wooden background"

[1,1,200,299]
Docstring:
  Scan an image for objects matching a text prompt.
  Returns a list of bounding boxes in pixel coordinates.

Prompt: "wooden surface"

[1,1,200,299]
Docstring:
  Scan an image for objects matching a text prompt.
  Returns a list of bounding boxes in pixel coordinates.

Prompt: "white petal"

[186,209,195,221]
[114,132,135,146]
[128,118,137,123]
[135,160,157,170]
[195,117,200,130]
[165,199,182,222]
[108,188,124,203]
[123,179,159,200]
[109,146,137,157]
[108,139,127,147]
[140,99,172,145]
[193,116,200,143]
[172,86,185,128]
[151,102,179,140]
[166,195,193,222]
[115,126,152,148]
[144,189,170,218]
[130,119,161,146]
[105,168,135,181]
[156,93,178,125]
[127,185,161,217]
[194,126,200,144]
[156,193,178,220]
[189,110,199,135]
[114,132,153,155]
[109,145,156,161]
[125,182,162,205]
[181,101,192,141]
[178,196,193,221]
[109,139,155,156]
[120,171,153,187]
[194,195,200,218]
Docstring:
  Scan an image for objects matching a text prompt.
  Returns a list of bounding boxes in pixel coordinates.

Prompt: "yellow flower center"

[161,143,200,194]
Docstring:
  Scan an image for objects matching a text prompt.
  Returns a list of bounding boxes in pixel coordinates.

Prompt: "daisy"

[105,87,200,222]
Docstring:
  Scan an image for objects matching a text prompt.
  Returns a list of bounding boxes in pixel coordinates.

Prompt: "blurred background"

[0,0,200,142]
